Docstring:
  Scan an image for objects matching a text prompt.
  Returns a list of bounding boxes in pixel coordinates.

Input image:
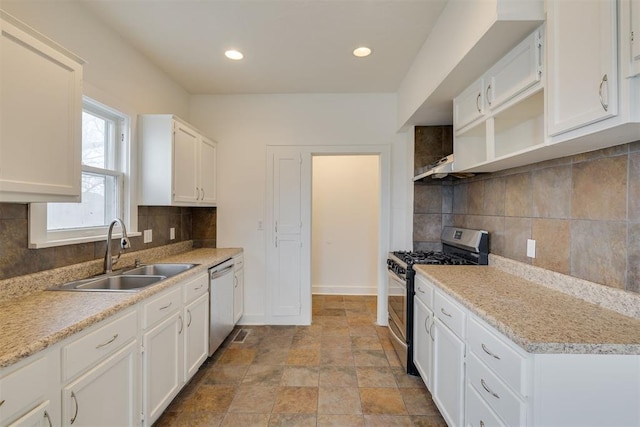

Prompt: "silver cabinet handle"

[201,188,205,200]
[44,410,53,427]
[424,315,429,334]
[159,302,173,311]
[481,343,501,360]
[481,379,500,399]
[194,285,203,291]
[96,334,118,349]
[480,421,485,427]
[187,309,192,327]
[234,276,238,288]
[195,187,200,200]
[440,307,452,317]
[70,391,79,424]
[417,287,425,294]
[485,84,492,107]
[599,74,609,111]
[178,315,183,334]
[429,318,435,342]
[476,93,482,113]
[0,399,4,407]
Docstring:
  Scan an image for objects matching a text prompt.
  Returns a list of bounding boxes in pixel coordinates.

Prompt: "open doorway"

[311,155,380,322]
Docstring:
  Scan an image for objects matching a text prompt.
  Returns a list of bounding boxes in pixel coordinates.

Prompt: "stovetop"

[392,250,477,266]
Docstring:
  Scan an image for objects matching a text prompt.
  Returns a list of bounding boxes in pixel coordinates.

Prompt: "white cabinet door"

[0,12,83,203]
[454,78,485,131]
[547,0,618,136]
[233,264,244,324]
[413,296,434,391]
[62,341,138,427]
[143,311,183,426]
[184,292,209,382]
[433,319,466,427]
[199,136,217,205]
[632,0,640,76]
[486,29,542,111]
[172,122,199,204]
[7,401,53,427]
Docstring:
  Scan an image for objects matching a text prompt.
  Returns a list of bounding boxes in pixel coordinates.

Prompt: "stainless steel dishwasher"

[208,257,235,356]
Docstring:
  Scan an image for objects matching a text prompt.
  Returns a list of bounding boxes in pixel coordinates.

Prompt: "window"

[29,96,137,248]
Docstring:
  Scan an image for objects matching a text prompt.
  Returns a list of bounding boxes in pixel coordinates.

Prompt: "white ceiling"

[78,0,448,95]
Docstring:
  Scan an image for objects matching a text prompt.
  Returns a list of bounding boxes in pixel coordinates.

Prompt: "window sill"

[29,231,141,249]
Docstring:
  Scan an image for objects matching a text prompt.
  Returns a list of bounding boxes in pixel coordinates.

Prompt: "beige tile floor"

[154,295,447,427]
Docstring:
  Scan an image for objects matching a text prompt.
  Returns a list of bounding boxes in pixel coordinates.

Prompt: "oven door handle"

[388,319,407,349]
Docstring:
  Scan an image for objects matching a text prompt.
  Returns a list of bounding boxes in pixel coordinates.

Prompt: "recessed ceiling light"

[353,47,372,58]
[225,49,244,60]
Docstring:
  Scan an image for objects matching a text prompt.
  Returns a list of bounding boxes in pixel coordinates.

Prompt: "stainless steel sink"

[123,263,197,278]
[49,263,198,292]
[55,275,167,292]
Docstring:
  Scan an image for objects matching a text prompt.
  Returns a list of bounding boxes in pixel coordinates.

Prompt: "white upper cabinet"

[546,0,619,136]
[0,11,84,203]
[485,32,542,112]
[139,115,217,206]
[454,78,485,132]
[630,0,640,76]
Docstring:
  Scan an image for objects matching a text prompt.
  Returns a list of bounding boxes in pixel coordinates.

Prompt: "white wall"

[1,0,190,118]
[190,94,412,323]
[311,155,379,295]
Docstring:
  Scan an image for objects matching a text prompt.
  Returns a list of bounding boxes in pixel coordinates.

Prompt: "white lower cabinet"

[184,292,209,381]
[413,295,434,390]
[0,352,59,427]
[7,401,53,427]
[62,341,138,427]
[233,254,244,324]
[433,318,466,427]
[142,311,183,425]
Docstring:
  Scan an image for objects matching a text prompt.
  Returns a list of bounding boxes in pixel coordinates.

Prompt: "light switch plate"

[527,239,536,258]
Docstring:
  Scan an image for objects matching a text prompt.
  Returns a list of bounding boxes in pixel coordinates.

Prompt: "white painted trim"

[312,286,378,296]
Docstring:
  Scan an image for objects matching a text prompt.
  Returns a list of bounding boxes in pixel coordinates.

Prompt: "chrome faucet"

[104,218,131,273]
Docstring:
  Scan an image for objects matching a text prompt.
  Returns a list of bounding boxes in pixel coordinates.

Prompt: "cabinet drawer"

[434,290,466,339]
[62,309,137,381]
[468,316,527,394]
[466,382,506,427]
[414,274,434,308]
[143,287,182,329]
[467,353,526,427]
[0,355,49,423]
[183,272,208,304]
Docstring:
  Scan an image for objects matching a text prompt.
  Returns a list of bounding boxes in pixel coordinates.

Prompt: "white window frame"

[29,88,139,248]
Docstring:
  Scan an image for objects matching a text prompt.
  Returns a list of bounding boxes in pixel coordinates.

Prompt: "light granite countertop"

[0,247,242,369]
[414,265,640,355]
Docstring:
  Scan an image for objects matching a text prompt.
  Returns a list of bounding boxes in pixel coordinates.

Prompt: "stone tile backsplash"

[444,141,640,293]
[0,204,216,281]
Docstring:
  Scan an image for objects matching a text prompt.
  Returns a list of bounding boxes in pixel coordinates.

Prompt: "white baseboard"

[312,285,377,295]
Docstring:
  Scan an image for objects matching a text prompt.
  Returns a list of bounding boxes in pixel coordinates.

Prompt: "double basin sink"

[51,263,198,293]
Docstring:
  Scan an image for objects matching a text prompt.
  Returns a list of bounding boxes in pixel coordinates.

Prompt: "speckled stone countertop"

[0,248,241,369]
[414,265,640,355]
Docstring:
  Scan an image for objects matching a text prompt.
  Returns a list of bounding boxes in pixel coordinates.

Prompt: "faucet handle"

[121,237,131,249]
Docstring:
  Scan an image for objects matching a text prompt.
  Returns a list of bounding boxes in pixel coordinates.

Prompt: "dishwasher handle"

[210,264,234,280]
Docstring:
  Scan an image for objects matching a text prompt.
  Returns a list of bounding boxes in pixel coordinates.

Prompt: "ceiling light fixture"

[353,47,372,58]
[225,49,244,60]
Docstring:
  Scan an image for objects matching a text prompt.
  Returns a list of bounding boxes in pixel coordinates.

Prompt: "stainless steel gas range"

[386,227,489,375]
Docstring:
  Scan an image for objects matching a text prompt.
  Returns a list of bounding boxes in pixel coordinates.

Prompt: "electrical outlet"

[169,227,175,240]
[144,229,153,243]
[527,239,536,258]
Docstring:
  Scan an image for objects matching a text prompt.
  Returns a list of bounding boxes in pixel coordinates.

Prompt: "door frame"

[266,144,391,326]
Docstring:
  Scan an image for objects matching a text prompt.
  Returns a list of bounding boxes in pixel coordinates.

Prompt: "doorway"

[311,155,380,297]
[266,145,390,326]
